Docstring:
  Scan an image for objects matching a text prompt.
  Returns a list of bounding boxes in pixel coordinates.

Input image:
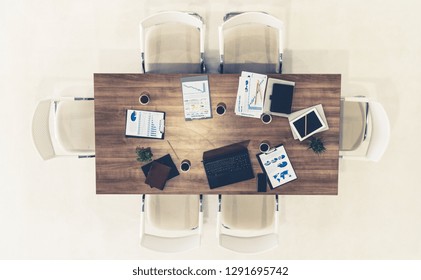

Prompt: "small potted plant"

[135,146,153,162]
[308,137,326,155]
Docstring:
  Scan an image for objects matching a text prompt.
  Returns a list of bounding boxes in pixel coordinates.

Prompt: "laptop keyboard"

[204,153,252,177]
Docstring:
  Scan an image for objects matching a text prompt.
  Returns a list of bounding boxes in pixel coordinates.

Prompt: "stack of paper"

[235,72,268,118]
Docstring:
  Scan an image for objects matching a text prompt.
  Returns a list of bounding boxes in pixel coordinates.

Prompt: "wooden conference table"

[94,74,341,195]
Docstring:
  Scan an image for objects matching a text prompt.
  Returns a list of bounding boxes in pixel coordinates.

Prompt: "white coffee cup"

[261,113,272,124]
[180,159,191,172]
[139,92,150,105]
[259,141,271,153]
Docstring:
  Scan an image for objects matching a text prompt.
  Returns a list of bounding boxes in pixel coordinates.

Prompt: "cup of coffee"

[259,141,271,153]
[180,159,191,172]
[139,92,150,105]
[216,102,226,116]
[261,113,272,124]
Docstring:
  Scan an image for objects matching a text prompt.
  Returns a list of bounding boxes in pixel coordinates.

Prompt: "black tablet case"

[270,83,294,114]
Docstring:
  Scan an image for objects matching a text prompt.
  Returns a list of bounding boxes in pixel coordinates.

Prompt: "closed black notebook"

[270,83,294,114]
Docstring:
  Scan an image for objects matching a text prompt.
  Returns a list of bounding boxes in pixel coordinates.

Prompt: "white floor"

[1,0,421,259]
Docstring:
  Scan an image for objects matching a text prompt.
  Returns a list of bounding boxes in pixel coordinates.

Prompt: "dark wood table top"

[94,73,341,195]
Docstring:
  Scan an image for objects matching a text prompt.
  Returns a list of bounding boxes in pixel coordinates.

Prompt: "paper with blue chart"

[181,75,212,120]
[258,145,297,188]
[235,72,267,118]
[125,109,165,139]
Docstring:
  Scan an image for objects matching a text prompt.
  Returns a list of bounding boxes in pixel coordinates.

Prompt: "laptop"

[202,143,254,189]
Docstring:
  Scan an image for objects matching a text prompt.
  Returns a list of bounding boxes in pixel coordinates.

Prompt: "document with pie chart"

[125,109,165,139]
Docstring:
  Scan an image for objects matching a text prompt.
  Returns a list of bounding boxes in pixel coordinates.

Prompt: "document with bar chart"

[125,109,165,139]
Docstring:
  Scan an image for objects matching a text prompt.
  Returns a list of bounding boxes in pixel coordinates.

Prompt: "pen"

[167,140,180,160]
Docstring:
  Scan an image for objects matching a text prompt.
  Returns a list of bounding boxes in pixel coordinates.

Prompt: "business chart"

[181,75,212,120]
[125,109,165,139]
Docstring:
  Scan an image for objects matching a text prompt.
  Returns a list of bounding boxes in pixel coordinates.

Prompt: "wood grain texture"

[94,74,341,195]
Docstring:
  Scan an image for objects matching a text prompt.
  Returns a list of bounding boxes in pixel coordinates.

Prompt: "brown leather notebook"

[144,161,171,190]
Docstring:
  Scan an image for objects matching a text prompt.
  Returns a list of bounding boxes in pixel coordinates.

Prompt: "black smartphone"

[257,173,267,192]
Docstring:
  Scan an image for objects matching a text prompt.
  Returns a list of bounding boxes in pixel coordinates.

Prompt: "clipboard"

[180,75,212,120]
[125,109,165,139]
[256,144,297,189]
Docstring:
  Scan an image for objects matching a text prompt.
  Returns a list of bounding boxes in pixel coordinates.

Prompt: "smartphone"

[257,173,267,192]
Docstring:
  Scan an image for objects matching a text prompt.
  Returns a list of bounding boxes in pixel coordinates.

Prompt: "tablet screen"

[292,109,324,138]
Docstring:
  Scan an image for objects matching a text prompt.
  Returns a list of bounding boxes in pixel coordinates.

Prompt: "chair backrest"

[340,96,390,162]
[218,12,284,73]
[217,195,279,254]
[32,100,56,160]
[54,99,95,154]
[139,11,205,73]
[140,194,203,253]
[365,100,390,161]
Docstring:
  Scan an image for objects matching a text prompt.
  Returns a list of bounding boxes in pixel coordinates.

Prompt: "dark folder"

[141,154,179,181]
[270,83,294,114]
[144,161,171,190]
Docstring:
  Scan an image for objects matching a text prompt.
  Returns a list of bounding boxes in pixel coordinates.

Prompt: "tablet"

[289,108,326,141]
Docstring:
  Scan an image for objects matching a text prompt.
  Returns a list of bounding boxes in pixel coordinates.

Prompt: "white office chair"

[218,12,284,74]
[217,194,279,254]
[32,97,95,160]
[140,194,203,253]
[340,96,390,162]
[139,11,206,73]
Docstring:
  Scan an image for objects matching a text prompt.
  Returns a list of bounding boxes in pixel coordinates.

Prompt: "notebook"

[202,142,254,189]
[144,161,171,190]
[141,154,179,181]
[263,78,295,117]
[270,83,294,114]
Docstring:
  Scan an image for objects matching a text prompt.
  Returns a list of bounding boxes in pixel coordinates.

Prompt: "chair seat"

[142,15,203,73]
[223,23,278,64]
[221,195,275,230]
[140,194,203,253]
[222,63,278,74]
[219,12,284,74]
[145,63,202,74]
[55,100,95,153]
[340,100,366,151]
[146,195,200,231]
